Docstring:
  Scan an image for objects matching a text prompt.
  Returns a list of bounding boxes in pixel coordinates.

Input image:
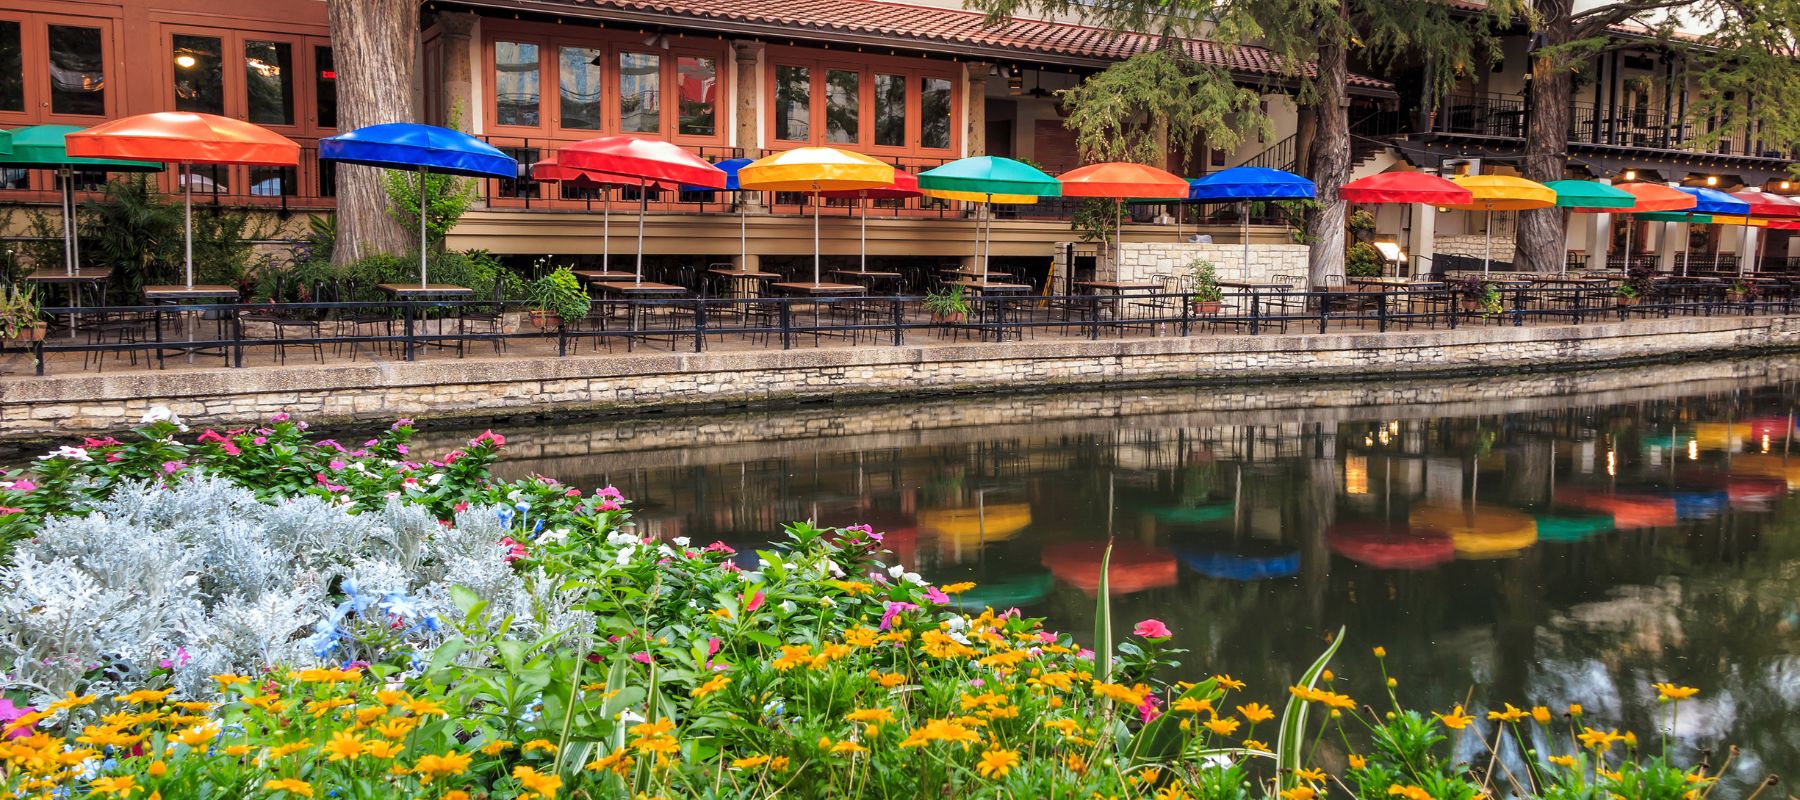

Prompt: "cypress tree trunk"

[1304,6,1350,290]
[1517,0,1575,273]
[327,0,417,266]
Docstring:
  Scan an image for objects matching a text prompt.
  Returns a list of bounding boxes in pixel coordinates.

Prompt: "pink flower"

[0,507,22,516]
[631,651,653,665]
[923,586,950,605]
[498,537,527,564]
[597,485,624,500]
[9,479,35,493]
[471,430,506,448]
[564,488,581,497]
[106,452,123,463]
[252,437,267,446]
[743,590,765,613]
[720,561,741,573]
[704,541,736,555]
[879,601,918,631]
[0,699,36,740]
[395,444,409,455]
[453,501,470,514]
[1076,648,1095,660]
[597,498,622,512]
[328,460,346,471]
[1133,619,1172,640]
[196,430,241,456]
[160,461,186,475]
[270,412,290,423]
[313,473,347,493]
[1137,694,1163,723]
[391,418,414,430]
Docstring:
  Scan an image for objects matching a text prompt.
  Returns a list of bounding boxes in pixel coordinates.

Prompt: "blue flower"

[496,507,516,528]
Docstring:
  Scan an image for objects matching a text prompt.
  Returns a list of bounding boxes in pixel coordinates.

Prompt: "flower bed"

[0,412,1735,799]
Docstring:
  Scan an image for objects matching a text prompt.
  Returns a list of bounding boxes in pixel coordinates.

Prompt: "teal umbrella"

[1533,513,1614,543]
[0,125,162,275]
[1545,180,1635,210]
[919,157,1061,282]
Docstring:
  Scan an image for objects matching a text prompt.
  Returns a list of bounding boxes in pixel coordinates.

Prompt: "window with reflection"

[173,34,223,114]
[493,41,540,126]
[558,46,601,130]
[774,65,809,141]
[619,52,660,133]
[677,56,716,136]
[249,165,295,197]
[243,40,293,125]
[0,21,23,112]
[920,76,951,149]
[825,69,859,144]
[874,73,905,148]
[315,46,336,128]
[48,25,104,115]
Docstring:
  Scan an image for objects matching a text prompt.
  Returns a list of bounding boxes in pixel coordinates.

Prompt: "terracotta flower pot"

[6,322,47,342]
[1192,300,1222,315]
[1616,296,1639,307]
[931,311,966,325]
[528,310,560,328]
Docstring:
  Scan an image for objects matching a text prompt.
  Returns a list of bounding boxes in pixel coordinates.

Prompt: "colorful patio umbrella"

[1058,162,1190,279]
[557,135,728,285]
[738,147,894,286]
[1552,488,1677,529]
[1041,540,1176,596]
[1729,190,1800,218]
[946,572,1055,612]
[1325,522,1456,569]
[66,112,298,290]
[709,158,757,270]
[918,503,1033,546]
[320,123,517,289]
[1671,187,1750,276]
[920,188,1041,280]
[1532,513,1615,543]
[919,156,1062,283]
[533,157,683,274]
[0,125,162,276]
[1441,175,1556,276]
[1340,173,1471,277]
[820,169,922,273]
[1187,167,1316,280]
[1545,181,1635,274]
[1611,183,1696,272]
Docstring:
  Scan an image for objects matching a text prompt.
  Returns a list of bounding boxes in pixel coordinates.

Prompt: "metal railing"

[11,281,1795,376]
[1423,92,1795,160]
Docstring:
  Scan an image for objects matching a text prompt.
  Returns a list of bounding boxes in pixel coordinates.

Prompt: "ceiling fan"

[1025,70,1052,99]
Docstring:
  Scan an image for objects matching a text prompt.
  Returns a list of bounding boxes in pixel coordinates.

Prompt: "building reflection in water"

[469,369,1800,792]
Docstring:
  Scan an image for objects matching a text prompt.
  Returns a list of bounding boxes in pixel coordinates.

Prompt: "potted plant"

[922,284,970,324]
[1189,258,1223,314]
[0,285,46,342]
[1347,209,1377,242]
[1455,274,1502,317]
[1614,282,1640,307]
[527,266,591,329]
[1726,280,1757,303]
[1617,264,1654,307]
[1345,242,1384,279]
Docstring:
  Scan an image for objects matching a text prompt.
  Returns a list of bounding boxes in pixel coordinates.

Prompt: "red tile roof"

[473,0,1394,91]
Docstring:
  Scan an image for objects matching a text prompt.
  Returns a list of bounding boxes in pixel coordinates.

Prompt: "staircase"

[1229,130,1394,175]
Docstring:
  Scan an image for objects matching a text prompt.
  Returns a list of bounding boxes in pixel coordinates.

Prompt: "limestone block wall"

[3,315,1799,440]
[1084,242,1311,286]
[1435,234,1516,264]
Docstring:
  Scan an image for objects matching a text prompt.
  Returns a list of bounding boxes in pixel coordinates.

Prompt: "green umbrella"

[1533,513,1615,543]
[947,572,1055,612]
[1635,211,1714,224]
[919,157,1062,282]
[0,125,162,275]
[1545,180,1635,210]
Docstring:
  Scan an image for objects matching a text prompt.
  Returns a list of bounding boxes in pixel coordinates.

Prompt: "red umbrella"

[1326,522,1456,570]
[1615,183,1696,212]
[66,112,299,290]
[531,157,674,275]
[819,169,922,273]
[1041,540,1177,596]
[1340,172,1472,205]
[1730,190,1800,218]
[557,136,727,284]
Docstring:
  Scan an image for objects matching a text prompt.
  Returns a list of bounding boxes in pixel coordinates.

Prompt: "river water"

[464,357,1800,787]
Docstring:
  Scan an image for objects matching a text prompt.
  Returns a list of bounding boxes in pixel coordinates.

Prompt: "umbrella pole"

[739,195,747,269]
[1114,200,1123,280]
[812,189,821,285]
[636,178,646,286]
[859,197,867,273]
[1483,208,1492,277]
[61,168,74,276]
[1624,215,1634,272]
[602,189,610,273]
[1241,202,1250,281]
[981,194,992,283]
[418,165,429,289]
[1682,213,1691,277]
[183,163,194,290]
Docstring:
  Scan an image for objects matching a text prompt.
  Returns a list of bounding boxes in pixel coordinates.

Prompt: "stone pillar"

[1659,221,1681,273]
[437,13,479,130]
[732,40,763,212]
[1741,226,1759,273]
[1410,203,1436,275]
[965,62,989,158]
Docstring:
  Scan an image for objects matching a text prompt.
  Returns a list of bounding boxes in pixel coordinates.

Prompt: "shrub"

[1346,241,1385,278]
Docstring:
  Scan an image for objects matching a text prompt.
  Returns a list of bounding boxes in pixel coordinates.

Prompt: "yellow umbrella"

[1410,504,1538,559]
[1441,175,1557,276]
[738,147,895,285]
[922,188,1040,276]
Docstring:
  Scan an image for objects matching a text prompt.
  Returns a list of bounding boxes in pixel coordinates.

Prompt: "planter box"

[5,322,48,343]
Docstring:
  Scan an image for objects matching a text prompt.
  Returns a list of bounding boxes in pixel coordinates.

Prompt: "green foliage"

[78,176,181,288]
[1346,241,1385,278]
[1190,259,1224,302]
[1348,209,1376,235]
[257,248,525,304]
[383,168,479,253]
[20,208,69,275]
[528,266,592,322]
[922,283,970,318]
[1055,47,1266,168]
[1073,198,1120,246]
[0,284,43,339]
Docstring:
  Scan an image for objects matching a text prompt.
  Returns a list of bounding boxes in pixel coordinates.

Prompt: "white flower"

[605,530,638,547]
[426,473,444,486]
[902,571,925,585]
[140,406,177,424]
[656,545,675,558]
[39,446,91,462]
[944,616,968,632]
[779,600,797,613]
[888,565,906,578]
[671,537,690,547]
[825,560,846,577]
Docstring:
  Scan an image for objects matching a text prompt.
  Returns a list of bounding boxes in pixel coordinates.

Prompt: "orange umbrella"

[67,112,299,289]
[1059,162,1190,277]
[1612,183,1696,268]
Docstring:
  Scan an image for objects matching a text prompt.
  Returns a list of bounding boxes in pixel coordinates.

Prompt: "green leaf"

[1275,626,1346,791]
[1093,541,1114,685]
[1127,678,1221,764]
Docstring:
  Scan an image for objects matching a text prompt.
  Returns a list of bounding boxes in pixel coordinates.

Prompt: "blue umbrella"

[1175,548,1301,581]
[1187,167,1316,280]
[1673,187,1751,276]
[685,158,756,269]
[321,123,517,288]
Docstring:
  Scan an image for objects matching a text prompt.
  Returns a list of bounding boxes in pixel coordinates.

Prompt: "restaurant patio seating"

[238,309,323,366]
[79,310,155,372]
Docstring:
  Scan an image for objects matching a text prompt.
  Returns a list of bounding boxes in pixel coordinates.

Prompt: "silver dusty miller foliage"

[0,473,590,706]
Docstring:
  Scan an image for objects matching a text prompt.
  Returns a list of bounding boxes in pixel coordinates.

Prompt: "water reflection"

[466,361,1800,790]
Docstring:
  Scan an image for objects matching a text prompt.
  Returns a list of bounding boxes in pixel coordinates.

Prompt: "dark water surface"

[465,361,1800,787]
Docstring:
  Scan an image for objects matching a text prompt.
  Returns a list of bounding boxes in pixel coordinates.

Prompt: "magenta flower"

[631,651,653,665]
[0,699,36,740]
[743,590,765,613]
[0,507,21,516]
[471,430,506,448]
[9,479,35,493]
[160,461,186,475]
[923,586,950,605]
[1137,694,1163,723]
[271,412,290,423]
[1133,618,1172,639]
[879,601,919,631]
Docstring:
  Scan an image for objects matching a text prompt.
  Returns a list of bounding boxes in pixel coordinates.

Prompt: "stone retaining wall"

[1096,242,1311,285]
[3,315,1798,439]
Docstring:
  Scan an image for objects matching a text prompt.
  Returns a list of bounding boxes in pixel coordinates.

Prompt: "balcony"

[1416,92,1796,164]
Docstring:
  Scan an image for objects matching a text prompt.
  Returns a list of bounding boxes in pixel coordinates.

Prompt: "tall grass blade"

[1093,542,1115,685]
[1274,626,1346,794]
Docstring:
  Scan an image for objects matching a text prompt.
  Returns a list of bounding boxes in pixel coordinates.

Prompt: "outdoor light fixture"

[175,54,197,68]
[1706,175,1719,186]
[1783,181,1792,191]
[1623,169,1637,181]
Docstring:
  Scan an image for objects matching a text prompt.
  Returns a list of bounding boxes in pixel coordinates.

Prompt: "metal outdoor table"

[143,284,240,368]
[26,268,113,337]
[706,269,781,303]
[771,282,865,296]
[377,284,475,360]
[941,268,1012,280]
[596,282,691,351]
[954,280,1032,341]
[830,269,904,284]
[575,270,643,284]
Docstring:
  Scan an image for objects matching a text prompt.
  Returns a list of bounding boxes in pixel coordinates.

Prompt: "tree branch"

[1568,0,1698,28]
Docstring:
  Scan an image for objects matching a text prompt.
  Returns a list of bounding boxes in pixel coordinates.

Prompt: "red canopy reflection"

[1327,522,1456,570]
[1553,489,1677,529]
[1041,540,1177,596]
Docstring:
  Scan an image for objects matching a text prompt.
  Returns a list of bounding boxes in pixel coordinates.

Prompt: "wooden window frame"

[0,10,120,128]
[761,46,960,158]
[485,32,550,136]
